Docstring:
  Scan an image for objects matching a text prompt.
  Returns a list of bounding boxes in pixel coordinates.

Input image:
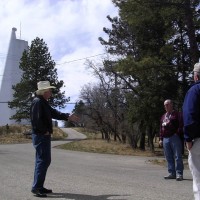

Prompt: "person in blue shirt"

[183,62,200,200]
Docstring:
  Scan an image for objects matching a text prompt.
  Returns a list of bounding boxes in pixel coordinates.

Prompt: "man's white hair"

[194,71,200,77]
[164,99,173,105]
[36,89,49,96]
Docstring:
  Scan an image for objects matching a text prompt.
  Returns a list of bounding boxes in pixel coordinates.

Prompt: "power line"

[0,52,107,65]
[0,52,108,77]
[56,53,106,65]
[0,101,76,104]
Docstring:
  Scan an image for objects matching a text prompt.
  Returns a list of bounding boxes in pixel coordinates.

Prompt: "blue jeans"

[32,134,51,189]
[163,134,183,175]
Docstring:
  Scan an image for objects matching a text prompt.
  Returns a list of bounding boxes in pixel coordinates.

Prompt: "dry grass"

[0,124,67,144]
[59,137,157,156]
[59,127,163,157]
[0,125,31,144]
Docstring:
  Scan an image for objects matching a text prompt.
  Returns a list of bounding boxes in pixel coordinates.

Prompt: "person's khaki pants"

[189,138,200,200]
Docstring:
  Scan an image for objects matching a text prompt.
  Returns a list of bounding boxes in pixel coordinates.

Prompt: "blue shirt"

[183,80,200,141]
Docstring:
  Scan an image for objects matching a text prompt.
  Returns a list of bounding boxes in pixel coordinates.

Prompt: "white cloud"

[0,0,118,113]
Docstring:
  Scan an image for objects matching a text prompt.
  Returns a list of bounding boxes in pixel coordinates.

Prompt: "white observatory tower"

[0,27,28,126]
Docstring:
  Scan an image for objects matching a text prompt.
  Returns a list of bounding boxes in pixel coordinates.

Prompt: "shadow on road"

[46,192,130,200]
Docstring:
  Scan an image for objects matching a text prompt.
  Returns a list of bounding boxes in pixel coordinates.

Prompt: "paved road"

[0,128,194,200]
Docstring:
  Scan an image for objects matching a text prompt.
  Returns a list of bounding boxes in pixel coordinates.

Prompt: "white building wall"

[0,27,28,126]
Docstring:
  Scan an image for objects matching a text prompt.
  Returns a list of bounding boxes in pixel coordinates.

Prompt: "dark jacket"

[159,110,182,141]
[183,80,200,142]
[30,96,69,134]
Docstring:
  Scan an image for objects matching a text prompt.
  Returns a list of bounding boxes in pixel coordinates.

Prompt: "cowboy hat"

[36,81,56,92]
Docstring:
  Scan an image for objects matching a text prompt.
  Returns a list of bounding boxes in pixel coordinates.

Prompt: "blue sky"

[0,0,118,114]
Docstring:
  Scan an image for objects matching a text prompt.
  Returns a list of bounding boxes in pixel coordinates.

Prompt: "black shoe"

[40,187,53,193]
[164,174,176,179]
[31,189,47,197]
[176,174,183,181]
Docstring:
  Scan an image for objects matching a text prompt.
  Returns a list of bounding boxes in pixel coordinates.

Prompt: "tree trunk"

[139,131,146,150]
[122,133,126,144]
[184,0,199,63]
[139,120,146,150]
[147,125,154,152]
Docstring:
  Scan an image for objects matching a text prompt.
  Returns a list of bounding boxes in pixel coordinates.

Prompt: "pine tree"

[8,37,69,122]
[98,0,200,151]
[72,100,85,115]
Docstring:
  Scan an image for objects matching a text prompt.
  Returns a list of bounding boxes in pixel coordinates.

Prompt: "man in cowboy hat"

[30,81,70,197]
